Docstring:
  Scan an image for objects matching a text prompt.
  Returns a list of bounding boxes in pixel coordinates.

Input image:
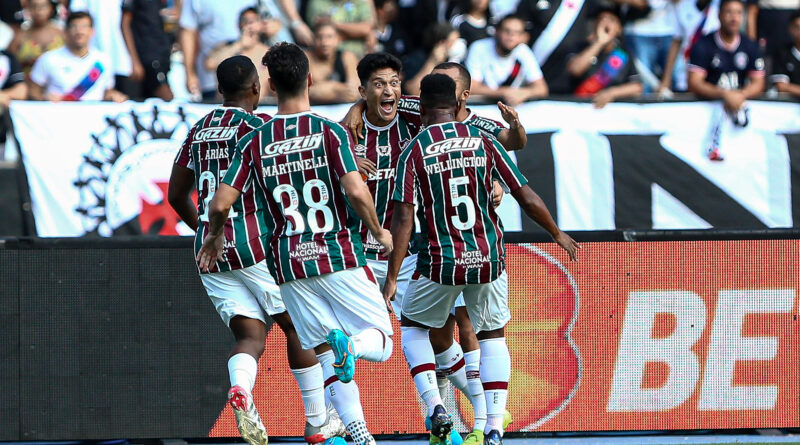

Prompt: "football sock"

[291,364,327,427]
[228,353,257,393]
[435,342,470,399]
[401,326,442,417]
[479,338,510,435]
[351,328,393,362]
[464,349,487,432]
[318,350,367,429]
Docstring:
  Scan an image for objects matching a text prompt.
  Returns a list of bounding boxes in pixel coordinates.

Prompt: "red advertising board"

[210,240,799,436]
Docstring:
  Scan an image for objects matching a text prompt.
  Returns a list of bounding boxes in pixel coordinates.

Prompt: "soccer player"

[197,43,395,445]
[167,55,345,445]
[385,73,579,445]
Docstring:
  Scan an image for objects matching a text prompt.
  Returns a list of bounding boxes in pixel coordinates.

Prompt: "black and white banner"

[11,99,800,237]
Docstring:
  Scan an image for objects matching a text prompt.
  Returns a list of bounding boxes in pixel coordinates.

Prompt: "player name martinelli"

[262,156,328,177]
[424,155,486,175]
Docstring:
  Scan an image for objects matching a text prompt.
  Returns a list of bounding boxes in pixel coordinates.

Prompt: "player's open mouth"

[380,99,395,113]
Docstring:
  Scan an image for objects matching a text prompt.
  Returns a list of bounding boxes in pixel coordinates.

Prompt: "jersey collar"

[792,46,800,62]
[362,110,399,131]
[714,31,740,52]
[461,108,475,123]
[274,110,313,118]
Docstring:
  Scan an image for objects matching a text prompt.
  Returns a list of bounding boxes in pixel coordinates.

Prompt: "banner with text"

[210,240,799,436]
[11,99,800,236]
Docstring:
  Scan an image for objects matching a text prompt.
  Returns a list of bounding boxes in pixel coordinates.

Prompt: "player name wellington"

[424,155,486,175]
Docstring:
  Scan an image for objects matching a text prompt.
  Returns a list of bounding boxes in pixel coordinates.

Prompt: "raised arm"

[511,185,579,261]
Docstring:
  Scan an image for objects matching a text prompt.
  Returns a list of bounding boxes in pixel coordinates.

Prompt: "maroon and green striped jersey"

[397,96,505,139]
[393,121,527,285]
[222,111,365,285]
[355,110,419,260]
[174,107,271,274]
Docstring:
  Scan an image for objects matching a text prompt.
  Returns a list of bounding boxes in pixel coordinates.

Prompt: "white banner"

[11,99,800,236]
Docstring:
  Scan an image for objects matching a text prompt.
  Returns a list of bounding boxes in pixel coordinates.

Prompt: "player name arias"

[195,126,238,142]
[423,137,483,158]
[262,133,323,158]
[424,155,486,175]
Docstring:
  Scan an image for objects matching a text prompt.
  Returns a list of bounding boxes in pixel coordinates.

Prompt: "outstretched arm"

[511,185,580,261]
[496,101,526,150]
[340,171,393,254]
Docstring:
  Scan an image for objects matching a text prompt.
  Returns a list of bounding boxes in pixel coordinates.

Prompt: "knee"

[378,334,394,362]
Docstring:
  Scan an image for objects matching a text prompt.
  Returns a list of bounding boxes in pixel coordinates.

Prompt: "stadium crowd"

[0,0,798,109]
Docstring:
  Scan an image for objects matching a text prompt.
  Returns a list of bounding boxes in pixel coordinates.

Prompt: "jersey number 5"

[273,179,335,236]
[449,176,476,230]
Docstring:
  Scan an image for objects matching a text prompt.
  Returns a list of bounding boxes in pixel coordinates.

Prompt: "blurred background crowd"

[0,0,797,111]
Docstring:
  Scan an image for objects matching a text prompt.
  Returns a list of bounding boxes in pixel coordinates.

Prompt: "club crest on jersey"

[377,144,391,156]
[262,133,323,158]
[423,137,482,158]
[734,52,748,70]
[195,126,237,142]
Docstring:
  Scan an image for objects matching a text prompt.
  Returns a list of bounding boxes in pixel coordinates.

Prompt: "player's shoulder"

[397,95,420,113]
[310,113,350,140]
[470,37,494,54]
[738,35,761,55]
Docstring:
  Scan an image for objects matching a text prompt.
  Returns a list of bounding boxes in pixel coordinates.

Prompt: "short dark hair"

[423,22,455,51]
[433,62,471,91]
[420,73,457,109]
[497,14,526,30]
[239,7,259,25]
[262,42,309,97]
[66,11,93,27]
[373,0,396,9]
[791,8,800,23]
[719,0,744,10]
[314,21,337,35]
[357,52,403,85]
[217,55,258,97]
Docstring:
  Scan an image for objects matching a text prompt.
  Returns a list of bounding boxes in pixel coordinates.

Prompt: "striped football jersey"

[396,95,505,139]
[355,110,419,260]
[174,107,271,274]
[393,121,527,285]
[222,111,365,285]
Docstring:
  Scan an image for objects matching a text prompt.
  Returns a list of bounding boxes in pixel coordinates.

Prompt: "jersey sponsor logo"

[288,241,329,262]
[423,137,483,158]
[755,57,765,71]
[262,133,323,158]
[399,138,410,149]
[712,54,721,68]
[454,250,490,268]
[366,168,396,181]
[74,105,199,236]
[470,118,499,133]
[195,126,237,142]
[355,143,367,157]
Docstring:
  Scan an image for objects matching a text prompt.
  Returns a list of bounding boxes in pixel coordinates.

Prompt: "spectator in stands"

[305,22,360,103]
[770,10,800,97]
[257,0,314,47]
[688,0,764,125]
[180,0,255,101]
[746,0,800,59]
[566,6,643,108]
[29,11,127,102]
[121,0,174,101]
[8,0,64,76]
[516,0,593,95]
[205,7,270,102]
[465,15,548,106]
[450,0,493,47]
[396,0,458,53]
[305,0,375,57]
[70,0,135,97]
[0,50,27,108]
[615,0,678,93]
[658,0,720,94]
[373,0,410,58]
[403,23,467,95]
[0,1,23,32]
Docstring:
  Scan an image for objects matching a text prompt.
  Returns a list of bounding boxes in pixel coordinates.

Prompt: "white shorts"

[367,254,418,320]
[402,271,510,333]
[201,261,285,327]
[279,267,394,350]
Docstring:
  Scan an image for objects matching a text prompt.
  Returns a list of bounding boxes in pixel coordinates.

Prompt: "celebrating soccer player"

[197,43,395,445]
[168,55,347,445]
[385,74,579,445]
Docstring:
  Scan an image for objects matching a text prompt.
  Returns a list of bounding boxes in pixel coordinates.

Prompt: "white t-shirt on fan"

[30,47,114,101]
[466,38,544,89]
